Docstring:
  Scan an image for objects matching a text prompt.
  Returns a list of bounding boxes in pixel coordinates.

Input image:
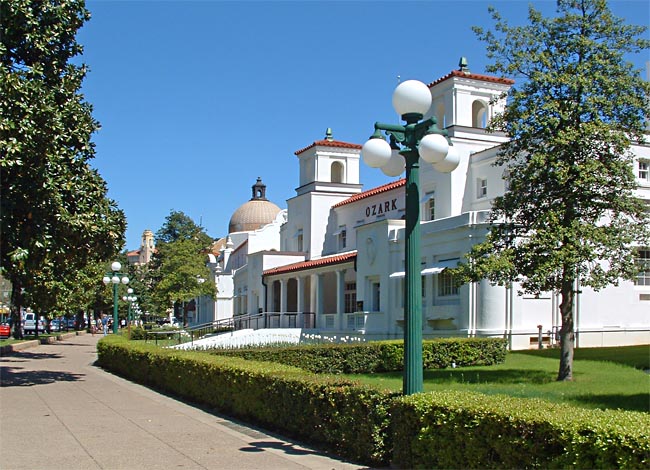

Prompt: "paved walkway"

[0,333,367,470]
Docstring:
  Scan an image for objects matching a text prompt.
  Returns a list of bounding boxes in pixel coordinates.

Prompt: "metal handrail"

[143,311,318,346]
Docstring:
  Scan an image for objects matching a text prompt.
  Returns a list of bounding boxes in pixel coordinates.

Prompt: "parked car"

[50,319,64,332]
[66,318,84,330]
[0,323,10,338]
[23,313,46,334]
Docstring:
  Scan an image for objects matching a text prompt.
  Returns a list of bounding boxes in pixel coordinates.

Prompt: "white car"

[23,313,46,334]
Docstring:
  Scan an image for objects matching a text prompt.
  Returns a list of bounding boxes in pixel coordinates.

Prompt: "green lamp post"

[102,261,129,334]
[361,79,460,395]
[123,288,137,338]
[122,288,136,323]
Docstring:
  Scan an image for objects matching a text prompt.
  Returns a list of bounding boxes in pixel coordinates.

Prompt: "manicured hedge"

[97,336,649,468]
[208,337,507,374]
[391,391,650,469]
[97,336,394,466]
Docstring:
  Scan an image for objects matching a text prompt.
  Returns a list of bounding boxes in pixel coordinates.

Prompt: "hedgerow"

[97,336,649,468]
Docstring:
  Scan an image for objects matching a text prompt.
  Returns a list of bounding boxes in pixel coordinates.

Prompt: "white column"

[336,270,345,330]
[280,279,288,328]
[296,276,304,312]
[315,273,324,328]
[296,276,304,328]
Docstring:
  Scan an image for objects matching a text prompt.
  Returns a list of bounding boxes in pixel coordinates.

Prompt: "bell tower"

[286,129,363,258]
[140,229,154,265]
[295,128,363,194]
[426,57,514,130]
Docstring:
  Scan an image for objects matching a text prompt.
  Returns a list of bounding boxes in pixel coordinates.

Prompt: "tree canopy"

[148,210,215,322]
[459,0,650,380]
[1,0,125,336]
[155,210,212,246]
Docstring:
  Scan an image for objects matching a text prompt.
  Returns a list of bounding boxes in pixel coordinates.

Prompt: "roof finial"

[325,128,333,141]
[459,56,470,74]
[251,177,267,201]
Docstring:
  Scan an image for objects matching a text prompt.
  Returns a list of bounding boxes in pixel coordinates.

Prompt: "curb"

[0,330,87,356]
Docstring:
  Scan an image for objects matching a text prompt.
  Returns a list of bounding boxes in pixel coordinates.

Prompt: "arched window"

[472,100,488,128]
[331,161,344,183]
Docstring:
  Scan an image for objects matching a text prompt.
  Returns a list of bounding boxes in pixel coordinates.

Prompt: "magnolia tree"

[457,0,649,380]
[1,0,125,337]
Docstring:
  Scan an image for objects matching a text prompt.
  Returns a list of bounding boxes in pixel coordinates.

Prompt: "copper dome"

[228,178,281,233]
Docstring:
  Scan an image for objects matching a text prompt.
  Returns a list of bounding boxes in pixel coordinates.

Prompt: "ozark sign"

[366,198,398,217]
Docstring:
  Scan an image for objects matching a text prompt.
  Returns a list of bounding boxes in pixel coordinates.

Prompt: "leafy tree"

[122,262,155,323]
[458,0,650,381]
[1,0,125,337]
[155,210,212,246]
[148,211,215,323]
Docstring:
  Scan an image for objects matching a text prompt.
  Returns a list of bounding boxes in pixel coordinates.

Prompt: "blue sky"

[77,0,650,250]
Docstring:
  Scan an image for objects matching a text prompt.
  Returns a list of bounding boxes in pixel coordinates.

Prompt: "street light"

[102,261,129,335]
[361,79,459,395]
[196,276,205,325]
[122,288,137,324]
[123,288,137,338]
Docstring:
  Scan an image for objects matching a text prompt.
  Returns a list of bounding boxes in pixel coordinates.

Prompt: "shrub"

[128,327,146,340]
[208,337,507,374]
[97,336,393,466]
[391,391,650,469]
[98,336,648,469]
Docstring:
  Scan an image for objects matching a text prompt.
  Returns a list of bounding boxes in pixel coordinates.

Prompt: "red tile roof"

[294,139,362,156]
[428,69,515,88]
[263,251,357,276]
[332,178,405,208]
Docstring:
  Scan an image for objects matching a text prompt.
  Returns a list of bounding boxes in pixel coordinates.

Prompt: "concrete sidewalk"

[0,333,367,470]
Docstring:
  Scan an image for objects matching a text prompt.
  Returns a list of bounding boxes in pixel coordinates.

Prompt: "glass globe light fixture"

[432,145,460,173]
[381,151,405,177]
[361,137,392,168]
[392,80,432,118]
[419,133,449,164]
[111,261,121,272]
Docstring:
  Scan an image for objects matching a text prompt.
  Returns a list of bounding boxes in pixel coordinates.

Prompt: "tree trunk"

[10,283,23,340]
[557,279,575,381]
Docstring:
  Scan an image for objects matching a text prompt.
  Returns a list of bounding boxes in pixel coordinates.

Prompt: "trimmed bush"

[208,337,507,374]
[97,336,394,466]
[391,391,650,469]
[98,336,648,469]
[128,326,146,340]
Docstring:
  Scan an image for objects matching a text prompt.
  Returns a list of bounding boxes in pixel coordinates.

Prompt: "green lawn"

[0,334,51,346]
[348,345,650,412]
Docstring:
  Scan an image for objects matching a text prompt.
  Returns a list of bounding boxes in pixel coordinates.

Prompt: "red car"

[0,323,10,339]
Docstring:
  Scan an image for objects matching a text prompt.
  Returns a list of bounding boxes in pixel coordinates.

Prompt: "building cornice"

[333,179,405,208]
[263,251,357,276]
[294,139,362,156]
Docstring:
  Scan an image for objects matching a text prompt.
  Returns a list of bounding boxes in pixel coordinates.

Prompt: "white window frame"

[437,270,459,297]
[635,248,650,286]
[477,178,488,199]
[338,226,347,250]
[344,282,357,313]
[638,160,649,182]
[427,195,435,221]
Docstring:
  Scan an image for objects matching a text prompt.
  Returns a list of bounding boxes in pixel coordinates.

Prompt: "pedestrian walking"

[102,315,108,336]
